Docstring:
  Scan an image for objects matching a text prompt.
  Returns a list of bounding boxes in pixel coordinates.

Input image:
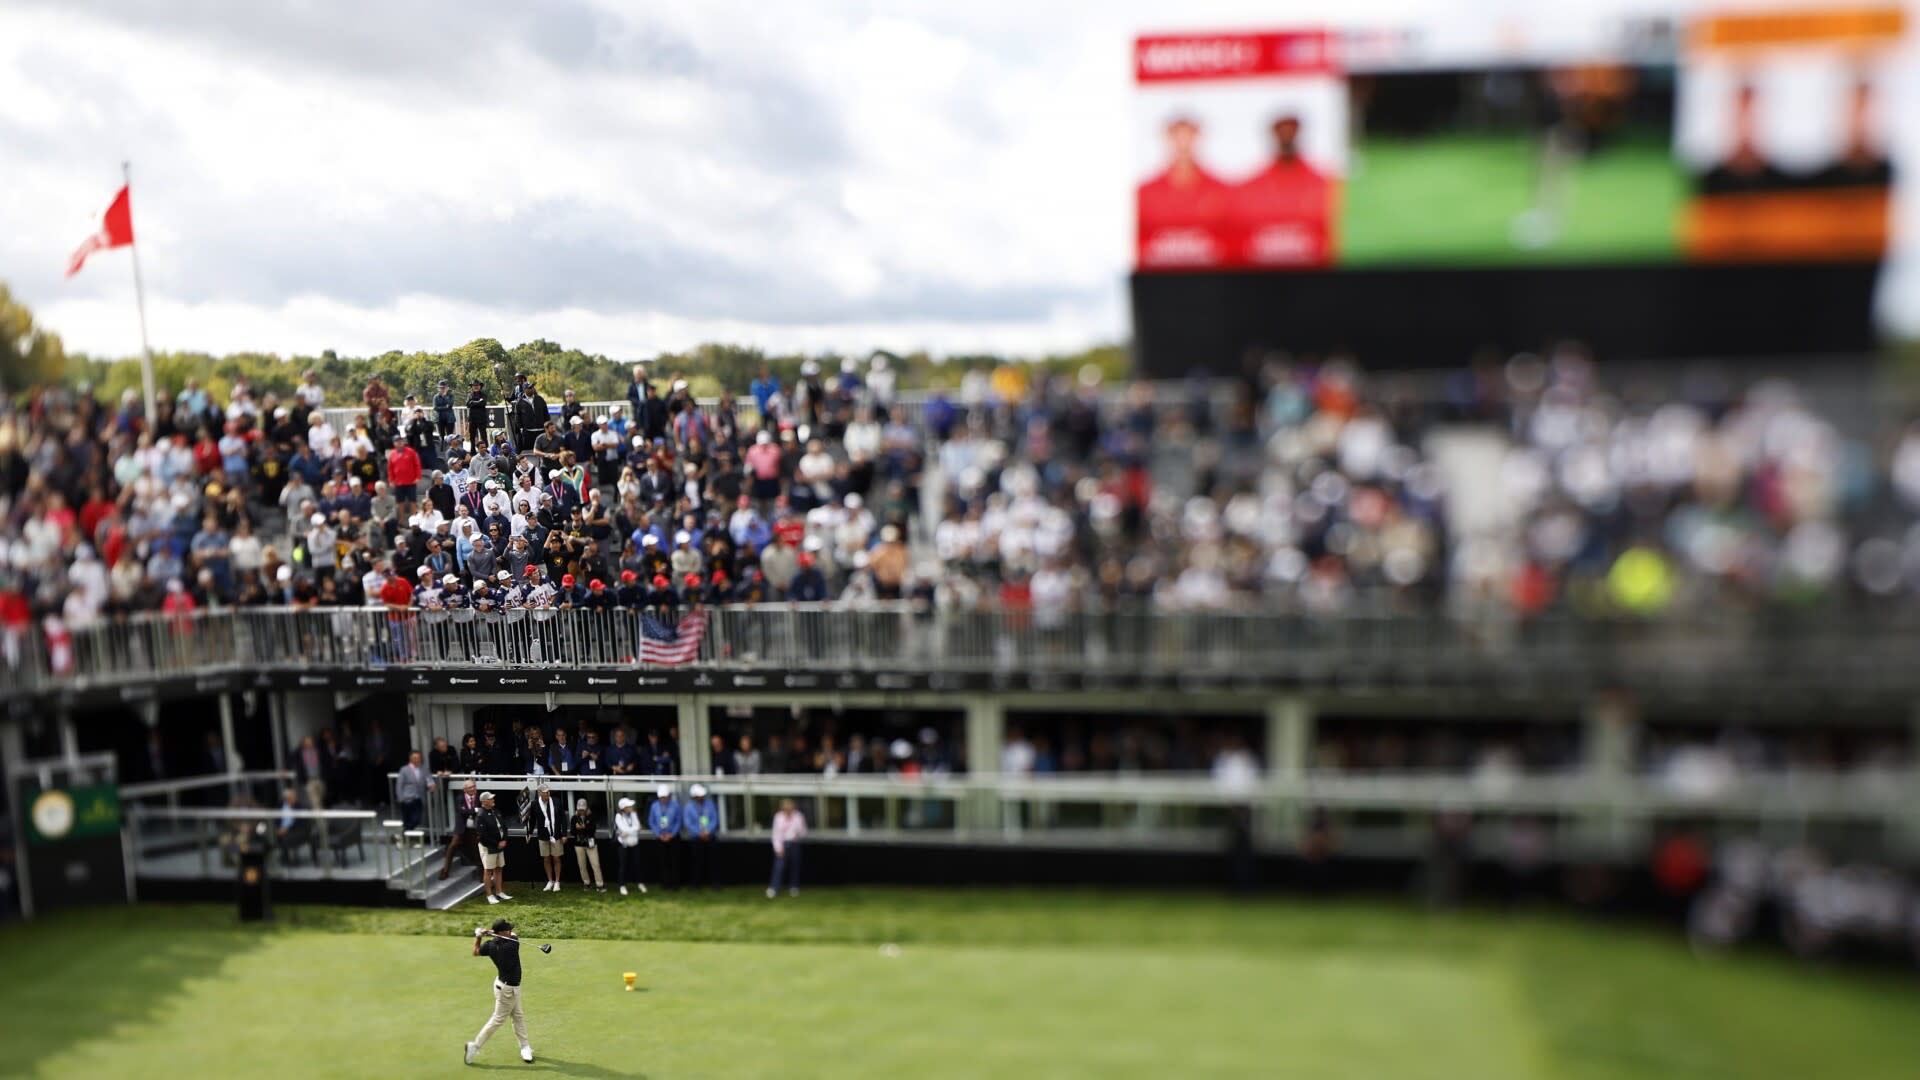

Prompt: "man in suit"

[396,749,434,831]
[288,735,328,811]
[442,779,482,881]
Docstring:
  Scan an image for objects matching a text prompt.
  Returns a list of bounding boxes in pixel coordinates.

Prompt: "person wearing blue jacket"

[647,785,682,890]
[681,783,720,890]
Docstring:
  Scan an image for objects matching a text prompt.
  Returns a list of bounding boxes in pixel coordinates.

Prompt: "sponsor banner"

[1135,31,1335,83]
[25,782,121,845]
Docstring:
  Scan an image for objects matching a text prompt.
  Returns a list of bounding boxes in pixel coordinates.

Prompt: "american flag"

[640,610,707,666]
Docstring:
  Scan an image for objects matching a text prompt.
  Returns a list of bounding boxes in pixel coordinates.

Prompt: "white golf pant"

[474,979,530,1051]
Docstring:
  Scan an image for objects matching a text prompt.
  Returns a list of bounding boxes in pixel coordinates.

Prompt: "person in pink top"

[743,430,785,511]
[767,798,807,898]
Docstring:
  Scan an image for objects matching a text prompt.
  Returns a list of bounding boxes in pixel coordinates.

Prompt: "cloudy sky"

[3,0,1916,362]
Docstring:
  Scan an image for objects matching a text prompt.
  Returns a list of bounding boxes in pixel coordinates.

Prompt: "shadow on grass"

[0,905,276,1077]
[471,1056,642,1078]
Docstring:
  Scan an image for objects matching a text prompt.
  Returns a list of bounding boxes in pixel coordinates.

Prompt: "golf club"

[474,928,553,954]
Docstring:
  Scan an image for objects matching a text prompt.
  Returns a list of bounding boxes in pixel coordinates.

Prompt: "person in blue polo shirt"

[647,784,682,890]
[682,783,720,890]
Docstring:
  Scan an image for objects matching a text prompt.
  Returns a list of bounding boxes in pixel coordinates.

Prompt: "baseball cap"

[689,784,708,798]
[674,530,691,545]
[642,535,659,547]
[656,784,673,800]
[651,575,669,588]
[480,791,495,802]
[496,570,511,581]
[589,579,605,591]
[442,574,458,586]
[618,797,636,810]
[491,918,514,933]
[417,566,433,578]
[561,573,576,587]
[620,570,637,583]
[524,566,540,577]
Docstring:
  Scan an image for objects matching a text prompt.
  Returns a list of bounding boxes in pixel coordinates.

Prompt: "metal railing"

[125,804,394,883]
[13,605,1920,698]
[397,770,1918,862]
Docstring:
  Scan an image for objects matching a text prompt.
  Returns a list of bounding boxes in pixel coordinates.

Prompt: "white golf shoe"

[619,885,628,896]
[521,1047,534,1063]
[637,883,648,894]
[464,1041,476,1065]
[487,895,500,905]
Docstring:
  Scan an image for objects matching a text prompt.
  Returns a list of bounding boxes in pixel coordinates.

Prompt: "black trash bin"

[237,827,272,922]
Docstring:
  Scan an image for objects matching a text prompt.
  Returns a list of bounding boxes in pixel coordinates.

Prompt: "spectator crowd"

[5,345,1920,647]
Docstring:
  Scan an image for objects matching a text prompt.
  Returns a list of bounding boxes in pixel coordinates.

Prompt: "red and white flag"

[66,184,135,278]
[639,609,708,666]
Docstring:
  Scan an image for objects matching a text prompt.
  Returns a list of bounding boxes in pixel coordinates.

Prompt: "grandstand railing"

[396,770,1913,861]
[12,605,1920,696]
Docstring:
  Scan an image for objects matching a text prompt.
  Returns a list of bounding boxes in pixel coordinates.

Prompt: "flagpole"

[124,160,157,428]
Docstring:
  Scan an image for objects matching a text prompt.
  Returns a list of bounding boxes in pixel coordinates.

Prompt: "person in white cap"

[612,796,647,896]
[682,783,719,890]
[475,790,511,904]
[568,797,606,893]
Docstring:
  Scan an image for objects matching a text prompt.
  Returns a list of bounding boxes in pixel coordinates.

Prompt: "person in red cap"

[645,573,675,613]
[558,572,582,608]
[583,578,613,611]
[615,569,644,608]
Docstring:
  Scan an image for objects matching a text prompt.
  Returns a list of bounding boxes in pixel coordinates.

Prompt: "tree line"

[2,281,1128,407]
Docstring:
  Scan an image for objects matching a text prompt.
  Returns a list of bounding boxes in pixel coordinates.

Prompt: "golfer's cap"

[689,783,708,798]
[618,797,636,809]
[480,791,496,801]
[492,918,514,933]
[656,784,673,800]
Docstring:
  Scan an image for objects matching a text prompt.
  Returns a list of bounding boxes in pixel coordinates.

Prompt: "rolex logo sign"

[26,783,121,845]
[31,789,75,841]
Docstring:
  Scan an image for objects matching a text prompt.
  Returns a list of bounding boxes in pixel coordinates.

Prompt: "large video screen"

[1134,9,1903,272]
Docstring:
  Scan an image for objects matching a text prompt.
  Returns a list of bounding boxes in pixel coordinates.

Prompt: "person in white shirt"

[295,370,326,409]
[611,796,647,896]
[482,480,513,520]
[306,413,338,457]
[767,798,807,898]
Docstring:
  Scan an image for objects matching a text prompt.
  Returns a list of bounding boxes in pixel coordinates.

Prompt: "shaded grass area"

[1,889,1914,1079]
[1340,130,1684,265]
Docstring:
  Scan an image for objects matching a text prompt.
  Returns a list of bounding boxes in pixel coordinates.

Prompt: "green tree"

[0,284,70,391]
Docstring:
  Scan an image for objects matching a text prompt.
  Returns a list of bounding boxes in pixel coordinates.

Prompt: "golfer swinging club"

[466,918,534,1065]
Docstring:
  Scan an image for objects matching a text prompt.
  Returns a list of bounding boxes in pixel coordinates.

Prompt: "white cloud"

[7,0,1920,362]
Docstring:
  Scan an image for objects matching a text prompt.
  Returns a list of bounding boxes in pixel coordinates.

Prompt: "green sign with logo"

[25,782,122,845]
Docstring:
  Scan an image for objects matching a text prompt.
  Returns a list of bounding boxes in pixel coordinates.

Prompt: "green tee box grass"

[1339,131,1685,266]
[0,889,1914,1079]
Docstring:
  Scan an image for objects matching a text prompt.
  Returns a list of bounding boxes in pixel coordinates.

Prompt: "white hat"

[273,407,289,418]
[276,566,293,582]
[656,784,673,800]
[570,415,584,425]
[689,783,707,798]
[756,430,772,444]
[311,513,326,526]
[844,492,862,509]
[618,797,636,810]
[881,524,900,543]
[485,480,499,490]
[672,379,688,391]
[496,570,511,581]
[802,535,824,552]
[632,435,646,448]
[674,530,691,545]
[642,534,659,547]
[801,360,820,376]
[480,791,495,802]
[442,573,458,585]
[417,566,433,578]
[575,798,589,811]
[890,739,913,760]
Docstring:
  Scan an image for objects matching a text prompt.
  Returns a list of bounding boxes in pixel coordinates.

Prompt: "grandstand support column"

[57,708,79,766]
[963,695,1005,835]
[1264,697,1313,843]
[1581,691,1639,853]
[676,695,710,777]
[0,717,31,918]
[218,695,239,789]
[267,691,287,792]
